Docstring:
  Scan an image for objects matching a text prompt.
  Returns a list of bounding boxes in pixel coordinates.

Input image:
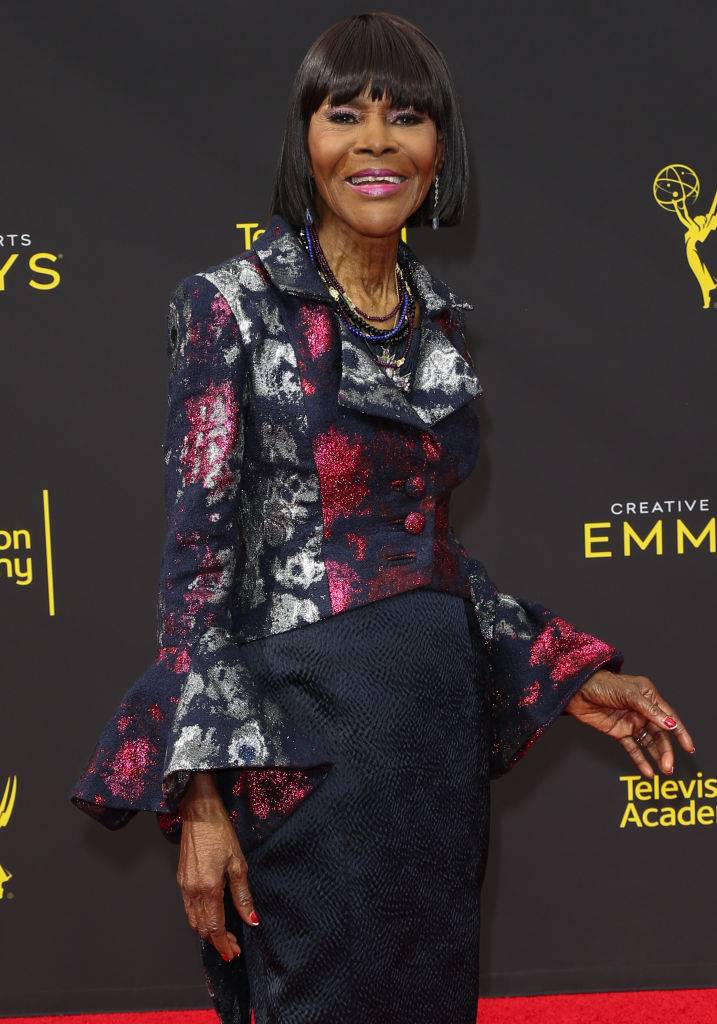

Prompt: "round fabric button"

[404,511,426,535]
[404,474,425,497]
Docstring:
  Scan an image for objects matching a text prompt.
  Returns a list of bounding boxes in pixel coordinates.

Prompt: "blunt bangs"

[269,13,469,230]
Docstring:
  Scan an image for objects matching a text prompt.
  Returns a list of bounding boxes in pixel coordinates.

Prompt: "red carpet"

[2,990,716,1024]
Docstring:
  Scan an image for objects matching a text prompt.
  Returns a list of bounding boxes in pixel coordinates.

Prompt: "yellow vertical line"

[42,488,55,616]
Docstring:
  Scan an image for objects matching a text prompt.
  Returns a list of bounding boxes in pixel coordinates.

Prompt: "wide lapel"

[253,215,483,429]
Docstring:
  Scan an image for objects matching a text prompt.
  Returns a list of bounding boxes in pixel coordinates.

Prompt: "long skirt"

[198,587,492,1024]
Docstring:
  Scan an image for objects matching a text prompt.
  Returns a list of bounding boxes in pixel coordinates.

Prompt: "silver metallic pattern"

[69,214,623,840]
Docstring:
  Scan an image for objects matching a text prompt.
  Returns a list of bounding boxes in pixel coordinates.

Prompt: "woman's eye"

[391,112,424,126]
[326,110,359,124]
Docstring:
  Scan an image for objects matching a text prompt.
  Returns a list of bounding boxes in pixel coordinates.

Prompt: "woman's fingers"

[623,722,673,776]
[226,851,260,929]
[628,678,696,754]
[620,732,658,777]
[196,886,241,962]
[179,873,241,961]
[648,724,675,773]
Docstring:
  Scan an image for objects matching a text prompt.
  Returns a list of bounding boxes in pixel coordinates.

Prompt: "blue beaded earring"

[431,174,440,231]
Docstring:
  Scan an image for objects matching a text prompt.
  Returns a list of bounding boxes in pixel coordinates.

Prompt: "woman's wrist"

[179,771,226,820]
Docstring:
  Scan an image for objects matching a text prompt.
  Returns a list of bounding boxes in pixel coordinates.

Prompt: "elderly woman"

[70,12,695,1024]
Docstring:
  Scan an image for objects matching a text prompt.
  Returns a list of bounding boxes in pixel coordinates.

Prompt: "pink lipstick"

[344,167,407,197]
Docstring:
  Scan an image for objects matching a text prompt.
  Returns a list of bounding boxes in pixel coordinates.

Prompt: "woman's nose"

[353,114,398,155]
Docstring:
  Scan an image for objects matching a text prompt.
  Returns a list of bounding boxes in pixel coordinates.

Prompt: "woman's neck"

[314,209,402,317]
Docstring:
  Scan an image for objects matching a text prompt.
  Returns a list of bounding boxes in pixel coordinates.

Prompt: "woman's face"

[306,85,444,238]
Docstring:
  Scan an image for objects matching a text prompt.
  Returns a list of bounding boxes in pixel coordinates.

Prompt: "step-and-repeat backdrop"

[1,0,715,1014]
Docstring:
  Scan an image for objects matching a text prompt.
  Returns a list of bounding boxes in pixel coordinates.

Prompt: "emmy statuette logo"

[0,774,18,899]
[653,164,717,309]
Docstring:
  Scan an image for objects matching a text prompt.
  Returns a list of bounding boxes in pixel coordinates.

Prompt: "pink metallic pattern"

[518,681,541,706]
[346,531,368,560]
[103,736,159,803]
[313,425,371,539]
[530,616,616,683]
[298,303,333,361]
[180,380,239,492]
[233,767,317,821]
[326,559,364,612]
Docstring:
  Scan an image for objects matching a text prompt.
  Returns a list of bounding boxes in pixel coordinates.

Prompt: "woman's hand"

[177,772,259,962]
[564,669,696,777]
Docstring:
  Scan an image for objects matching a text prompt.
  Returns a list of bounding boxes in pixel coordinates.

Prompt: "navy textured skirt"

[199,587,492,1024]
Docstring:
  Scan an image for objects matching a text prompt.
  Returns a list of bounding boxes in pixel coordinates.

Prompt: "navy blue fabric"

[464,556,625,777]
[65,214,627,1019]
[199,588,491,1024]
[68,215,624,839]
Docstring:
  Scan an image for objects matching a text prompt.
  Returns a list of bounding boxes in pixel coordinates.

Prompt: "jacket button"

[404,474,425,497]
[404,511,426,534]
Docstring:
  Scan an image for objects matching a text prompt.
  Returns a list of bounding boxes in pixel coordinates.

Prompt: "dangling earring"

[431,174,440,231]
[305,175,315,227]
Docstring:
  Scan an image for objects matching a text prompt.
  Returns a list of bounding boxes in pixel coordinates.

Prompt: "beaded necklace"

[299,223,419,390]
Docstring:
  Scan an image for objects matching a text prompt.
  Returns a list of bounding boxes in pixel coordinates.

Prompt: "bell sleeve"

[462,551,625,780]
[69,274,322,835]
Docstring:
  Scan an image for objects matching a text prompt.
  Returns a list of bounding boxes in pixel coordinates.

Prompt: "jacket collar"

[253,214,482,429]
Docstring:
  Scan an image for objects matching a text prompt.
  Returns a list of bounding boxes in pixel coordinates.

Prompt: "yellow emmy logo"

[0,774,17,899]
[0,774,16,828]
[653,164,717,309]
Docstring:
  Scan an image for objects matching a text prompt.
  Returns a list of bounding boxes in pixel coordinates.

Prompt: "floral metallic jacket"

[69,214,624,843]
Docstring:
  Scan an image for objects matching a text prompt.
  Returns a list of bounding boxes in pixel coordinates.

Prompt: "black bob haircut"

[269,12,469,230]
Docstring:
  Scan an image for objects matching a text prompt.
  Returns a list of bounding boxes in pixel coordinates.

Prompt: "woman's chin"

[335,205,410,238]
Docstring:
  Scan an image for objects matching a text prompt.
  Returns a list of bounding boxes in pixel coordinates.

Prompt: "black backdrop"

[1,0,715,1014]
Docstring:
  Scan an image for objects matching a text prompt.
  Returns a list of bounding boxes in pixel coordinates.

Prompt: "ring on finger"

[634,727,650,746]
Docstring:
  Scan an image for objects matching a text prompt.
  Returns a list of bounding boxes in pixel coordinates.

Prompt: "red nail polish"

[664,716,676,728]
[249,911,260,925]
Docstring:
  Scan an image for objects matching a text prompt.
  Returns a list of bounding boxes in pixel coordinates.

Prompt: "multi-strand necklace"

[300,222,419,391]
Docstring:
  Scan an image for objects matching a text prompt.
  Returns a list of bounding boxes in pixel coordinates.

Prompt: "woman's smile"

[344,166,409,197]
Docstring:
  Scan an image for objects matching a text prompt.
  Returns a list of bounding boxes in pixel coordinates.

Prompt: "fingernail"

[664,717,676,728]
[665,766,673,774]
[249,911,260,925]
[690,746,696,753]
